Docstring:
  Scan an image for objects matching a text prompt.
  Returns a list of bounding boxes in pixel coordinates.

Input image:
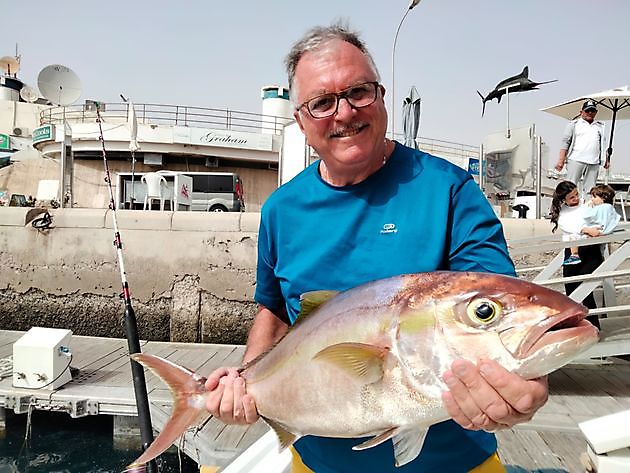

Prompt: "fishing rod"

[95,103,158,473]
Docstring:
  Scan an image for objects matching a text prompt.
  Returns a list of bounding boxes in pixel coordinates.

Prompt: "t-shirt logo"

[380,223,398,234]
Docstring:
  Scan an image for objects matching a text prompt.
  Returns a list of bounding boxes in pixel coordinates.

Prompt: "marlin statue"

[477,66,557,116]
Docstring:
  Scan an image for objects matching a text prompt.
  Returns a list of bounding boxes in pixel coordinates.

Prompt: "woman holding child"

[550,181,621,329]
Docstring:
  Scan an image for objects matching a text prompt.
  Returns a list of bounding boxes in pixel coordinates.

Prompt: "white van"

[117,171,244,212]
[188,172,244,212]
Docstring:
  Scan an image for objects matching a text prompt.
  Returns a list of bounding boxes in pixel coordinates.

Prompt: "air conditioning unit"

[205,157,219,168]
[84,100,104,112]
[13,127,29,136]
[144,153,162,166]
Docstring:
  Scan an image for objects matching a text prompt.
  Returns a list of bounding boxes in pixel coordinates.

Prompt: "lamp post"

[391,0,423,139]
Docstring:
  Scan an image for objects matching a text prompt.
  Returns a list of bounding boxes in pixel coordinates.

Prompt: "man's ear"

[294,110,306,133]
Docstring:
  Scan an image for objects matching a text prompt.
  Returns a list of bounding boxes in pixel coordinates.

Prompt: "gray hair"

[284,21,381,105]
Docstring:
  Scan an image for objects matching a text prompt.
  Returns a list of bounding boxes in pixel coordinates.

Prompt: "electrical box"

[13,327,73,390]
[579,410,630,473]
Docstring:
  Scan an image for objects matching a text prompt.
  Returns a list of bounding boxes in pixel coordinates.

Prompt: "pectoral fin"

[313,343,389,384]
[392,426,429,467]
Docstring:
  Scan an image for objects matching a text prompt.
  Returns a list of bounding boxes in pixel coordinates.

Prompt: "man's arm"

[555,121,575,171]
[555,148,568,172]
[205,305,288,424]
[243,305,289,363]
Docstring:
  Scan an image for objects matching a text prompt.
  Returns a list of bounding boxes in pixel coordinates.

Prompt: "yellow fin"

[297,290,339,321]
[313,342,389,383]
[263,417,298,451]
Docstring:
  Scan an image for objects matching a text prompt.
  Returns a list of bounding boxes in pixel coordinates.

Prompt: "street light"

[391,0,423,139]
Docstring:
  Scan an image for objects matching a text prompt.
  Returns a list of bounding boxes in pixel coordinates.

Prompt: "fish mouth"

[515,306,598,359]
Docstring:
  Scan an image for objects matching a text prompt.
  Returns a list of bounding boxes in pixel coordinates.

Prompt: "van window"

[192,175,235,193]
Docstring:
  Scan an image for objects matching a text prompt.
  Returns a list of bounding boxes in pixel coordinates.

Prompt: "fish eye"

[467,298,502,324]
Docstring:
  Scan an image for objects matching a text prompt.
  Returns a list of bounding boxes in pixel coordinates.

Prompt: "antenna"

[0,56,20,76]
[20,85,39,103]
[37,64,82,106]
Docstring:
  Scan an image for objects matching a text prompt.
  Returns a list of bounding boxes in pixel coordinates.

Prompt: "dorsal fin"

[521,65,529,77]
[297,290,339,322]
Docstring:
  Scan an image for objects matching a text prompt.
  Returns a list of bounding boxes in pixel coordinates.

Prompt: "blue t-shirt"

[255,142,516,472]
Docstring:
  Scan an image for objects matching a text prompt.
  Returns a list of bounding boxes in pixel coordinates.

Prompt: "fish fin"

[298,290,339,320]
[521,65,529,77]
[392,426,429,467]
[263,416,298,451]
[128,354,207,467]
[313,343,389,383]
[352,427,398,450]
[477,90,486,117]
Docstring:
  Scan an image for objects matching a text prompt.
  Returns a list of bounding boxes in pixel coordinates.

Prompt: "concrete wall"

[0,208,260,344]
[0,208,552,344]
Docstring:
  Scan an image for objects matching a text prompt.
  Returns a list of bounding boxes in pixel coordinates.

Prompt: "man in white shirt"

[555,99,609,198]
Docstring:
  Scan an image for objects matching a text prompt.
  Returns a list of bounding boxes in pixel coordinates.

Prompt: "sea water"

[0,410,197,473]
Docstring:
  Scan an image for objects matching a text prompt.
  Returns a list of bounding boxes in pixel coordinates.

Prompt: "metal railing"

[40,102,293,135]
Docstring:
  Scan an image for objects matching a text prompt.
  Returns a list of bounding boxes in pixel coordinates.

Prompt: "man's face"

[292,39,388,169]
[581,108,597,123]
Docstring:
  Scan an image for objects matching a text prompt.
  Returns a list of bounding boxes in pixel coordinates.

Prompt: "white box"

[13,327,73,390]
[587,444,630,473]
[579,410,630,454]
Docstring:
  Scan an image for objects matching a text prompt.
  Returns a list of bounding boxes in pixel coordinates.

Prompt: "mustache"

[329,122,368,138]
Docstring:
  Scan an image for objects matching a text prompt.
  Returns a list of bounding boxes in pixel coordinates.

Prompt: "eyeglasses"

[298,81,380,119]
[583,109,598,114]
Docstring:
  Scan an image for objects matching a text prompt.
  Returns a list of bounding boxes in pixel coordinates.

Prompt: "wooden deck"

[1,330,629,472]
[0,330,267,470]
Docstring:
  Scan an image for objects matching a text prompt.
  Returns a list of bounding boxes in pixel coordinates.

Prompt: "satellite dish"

[37,64,82,106]
[0,56,20,76]
[20,85,39,103]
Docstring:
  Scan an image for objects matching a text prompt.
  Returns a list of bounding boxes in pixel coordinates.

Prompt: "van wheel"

[208,205,228,212]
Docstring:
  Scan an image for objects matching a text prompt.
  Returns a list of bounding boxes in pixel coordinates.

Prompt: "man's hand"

[441,359,548,431]
[205,367,259,425]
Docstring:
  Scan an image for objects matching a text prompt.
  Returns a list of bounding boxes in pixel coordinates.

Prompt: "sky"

[4,0,630,171]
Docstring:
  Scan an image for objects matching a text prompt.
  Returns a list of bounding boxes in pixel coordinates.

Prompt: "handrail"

[39,103,479,160]
[39,102,293,135]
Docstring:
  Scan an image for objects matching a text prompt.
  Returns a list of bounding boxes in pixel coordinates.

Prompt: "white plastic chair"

[141,172,168,210]
[614,186,629,222]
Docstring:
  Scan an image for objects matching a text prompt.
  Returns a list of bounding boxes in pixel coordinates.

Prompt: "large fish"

[126,271,598,469]
[477,66,557,116]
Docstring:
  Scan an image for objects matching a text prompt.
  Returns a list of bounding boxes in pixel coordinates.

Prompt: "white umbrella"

[402,85,421,149]
[127,100,140,207]
[541,85,630,162]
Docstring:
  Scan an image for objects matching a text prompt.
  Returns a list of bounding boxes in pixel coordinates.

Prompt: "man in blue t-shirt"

[205,22,549,473]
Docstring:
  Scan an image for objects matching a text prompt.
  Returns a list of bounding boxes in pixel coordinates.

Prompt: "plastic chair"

[614,186,629,222]
[141,172,168,210]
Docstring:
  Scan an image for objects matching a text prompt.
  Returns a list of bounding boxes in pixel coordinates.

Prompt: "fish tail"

[477,90,486,117]
[126,353,207,468]
[123,465,147,473]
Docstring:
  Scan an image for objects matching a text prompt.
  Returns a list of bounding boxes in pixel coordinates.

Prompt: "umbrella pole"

[130,149,136,209]
[505,86,511,139]
[607,101,618,163]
